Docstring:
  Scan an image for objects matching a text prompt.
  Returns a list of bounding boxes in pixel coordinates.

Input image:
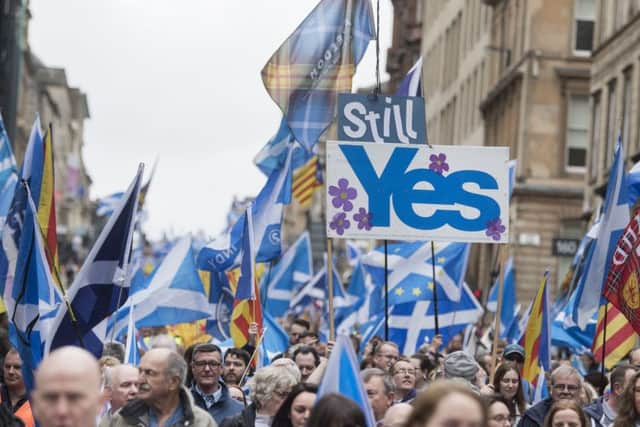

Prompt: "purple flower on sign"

[330,212,350,236]
[328,178,357,212]
[429,153,449,175]
[485,218,506,241]
[353,208,372,231]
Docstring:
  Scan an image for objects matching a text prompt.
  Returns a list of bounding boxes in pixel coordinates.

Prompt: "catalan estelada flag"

[592,303,637,369]
[292,155,321,209]
[230,207,263,349]
[520,271,551,386]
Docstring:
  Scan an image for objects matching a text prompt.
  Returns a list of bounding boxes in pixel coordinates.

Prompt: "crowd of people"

[0,316,640,427]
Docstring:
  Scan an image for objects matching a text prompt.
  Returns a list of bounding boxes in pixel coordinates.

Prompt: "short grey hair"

[165,351,187,385]
[550,365,583,387]
[361,367,395,395]
[249,365,299,408]
[149,334,177,352]
[102,366,114,388]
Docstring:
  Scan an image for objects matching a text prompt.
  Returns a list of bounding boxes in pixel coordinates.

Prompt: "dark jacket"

[583,397,615,427]
[109,386,216,427]
[191,382,243,425]
[220,403,256,427]
[517,397,553,427]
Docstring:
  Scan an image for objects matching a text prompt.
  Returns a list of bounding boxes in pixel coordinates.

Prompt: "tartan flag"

[261,0,375,151]
[592,303,636,369]
[603,208,640,334]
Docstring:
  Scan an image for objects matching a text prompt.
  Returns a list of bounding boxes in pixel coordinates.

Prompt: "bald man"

[32,346,104,427]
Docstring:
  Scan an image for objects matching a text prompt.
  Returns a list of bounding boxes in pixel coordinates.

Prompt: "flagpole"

[327,239,335,341]
[490,245,508,383]
[239,328,267,385]
[384,240,389,340]
[430,241,439,334]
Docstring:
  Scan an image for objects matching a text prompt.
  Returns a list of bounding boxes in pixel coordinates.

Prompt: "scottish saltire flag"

[290,258,349,320]
[364,241,469,305]
[318,334,376,427]
[520,272,551,386]
[0,114,17,195]
[124,306,139,365]
[338,260,383,334]
[358,313,385,354]
[46,166,143,357]
[263,231,313,318]
[573,139,630,329]
[388,282,483,355]
[260,311,289,367]
[254,118,295,176]
[105,236,214,339]
[204,270,234,342]
[395,57,423,98]
[5,190,61,390]
[96,192,124,217]
[627,159,640,205]
[486,256,517,339]
[551,288,596,352]
[533,368,549,403]
[198,145,293,272]
[261,0,375,151]
[346,240,361,267]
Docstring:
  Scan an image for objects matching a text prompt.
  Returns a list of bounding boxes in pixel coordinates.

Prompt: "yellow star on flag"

[437,257,446,264]
[427,281,434,290]
[395,287,405,296]
[412,288,422,296]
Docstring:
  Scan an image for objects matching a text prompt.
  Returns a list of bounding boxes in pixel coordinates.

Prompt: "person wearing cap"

[503,343,534,403]
[443,351,481,389]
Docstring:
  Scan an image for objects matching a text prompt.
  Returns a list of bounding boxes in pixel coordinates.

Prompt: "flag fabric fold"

[520,272,551,387]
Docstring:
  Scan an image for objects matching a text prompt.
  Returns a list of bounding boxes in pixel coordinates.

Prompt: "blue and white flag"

[206,270,234,342]
[346,240,362,267]
[338,260,383,334]
[364,241,470,305]
[5,189,61,390]
[124,305,139,365]
[260,311,290,367]
[396,57,423,98]
[487,256,517,339]
[254,118,296,176]
[47,166,143,357]
[96,192,124,217]
[0,114,18,191]
[573,139,630,329]
[533,368,549,403]
[290,258,349,320]
[105,236,214,339]
[263,231,313,318]
[388,282,483,355]
[198,145,293,272]
[552,289,596,353]
[317,334,376,427]
[627,159,640,205]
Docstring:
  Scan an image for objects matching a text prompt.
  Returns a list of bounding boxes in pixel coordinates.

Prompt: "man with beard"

[222,348,251,387]
[0,348,34,427]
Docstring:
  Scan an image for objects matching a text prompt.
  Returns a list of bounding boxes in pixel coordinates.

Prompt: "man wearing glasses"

[517,366,582,427]
[190,343,243,424]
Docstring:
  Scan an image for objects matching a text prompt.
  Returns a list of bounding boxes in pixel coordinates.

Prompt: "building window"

[566,94,589,172]
[574,0,595,55]
[590,92,601,180]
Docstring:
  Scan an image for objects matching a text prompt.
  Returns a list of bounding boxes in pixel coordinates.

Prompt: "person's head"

[102,342,125,363]
[492,362,524,413]
[289,319,310,345]
[3,348,24,392]
[486,395,512,427]
[271,357,302,383]
[271,383,318,427]
[106,364,139,412]
[361,368,394,421]
[32,346,103,427]
[392,358,416,397]
[223,347,250,386]
[404,379,488,427]
[502,344,525,371]
[409,353,433,390]
[629,347,640,368]
[190,343,222,393]
[299,331,320,352]
[148,334,178,352]
[293,346,320,382]
[614,370,640,426]
[249,365,299,416]
[550,366,582,403]
[228,385,247,406]
[579,382,596,406]
[542,399,588,427]
[307,393,366,427]
[382,402,412,427]
[137,348,186,407]
[444,351,480,385]
[609,363,636,405]
[477,352,492,376]
[372,341,399,372]
[447,333,464,353]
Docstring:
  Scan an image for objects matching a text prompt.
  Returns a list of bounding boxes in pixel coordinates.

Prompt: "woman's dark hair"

[271,383,318,427]
[613,371,640,427]
[404,380,488,427]
[307,393,366,427]
[484,394,512,424]
[493,361,525,415]
[543,399,588,427]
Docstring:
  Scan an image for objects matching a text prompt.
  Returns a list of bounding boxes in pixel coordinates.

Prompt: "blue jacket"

[191,381,243,425]
[517,397,553,427]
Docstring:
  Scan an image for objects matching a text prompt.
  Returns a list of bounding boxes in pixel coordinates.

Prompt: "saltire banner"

[261,0,375,151]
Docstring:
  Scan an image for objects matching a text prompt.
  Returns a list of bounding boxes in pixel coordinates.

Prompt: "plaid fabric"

[262,0,375,151]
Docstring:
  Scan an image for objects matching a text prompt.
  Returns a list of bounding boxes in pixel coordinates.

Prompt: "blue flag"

[317,334,376,427]
[395,57,423,98]
[486,256,517,339]
[47,166,143,357]
[0,113,18,191]
[627,159,640,205]
[124,306,140,365]
[263,231,313,318]
[206,271,234,342]
[260,312,290,366]
[573,139,630,329]
[261,0,375,151]
[338,260,383,335]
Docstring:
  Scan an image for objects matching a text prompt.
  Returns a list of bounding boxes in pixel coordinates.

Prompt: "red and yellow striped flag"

[292,155,321,209]
[592,303,637,369]
[38,127,60,285]
[229,265,266,349]
[520,272,551,386]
